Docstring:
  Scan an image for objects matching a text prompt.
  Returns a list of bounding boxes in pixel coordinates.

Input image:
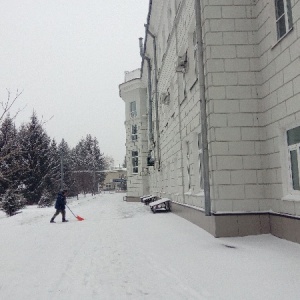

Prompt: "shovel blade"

[76,215,84,221]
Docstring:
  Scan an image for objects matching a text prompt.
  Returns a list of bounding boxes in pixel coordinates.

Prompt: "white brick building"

[119,0,300,243]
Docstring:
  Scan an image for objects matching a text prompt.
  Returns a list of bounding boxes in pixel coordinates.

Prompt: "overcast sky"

[0,0,149,166]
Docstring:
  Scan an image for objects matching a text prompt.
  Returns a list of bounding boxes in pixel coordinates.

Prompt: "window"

[185,141,191,191]
[178,71,187,103]
[275,0,293,40]
[131,125,137,141]
[132,150,138,174]
[192,31,198,76]
[197,134,204,191]
[287,127,300,191]
[130,101,137,118]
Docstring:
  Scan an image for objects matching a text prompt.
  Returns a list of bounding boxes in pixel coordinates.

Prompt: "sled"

[149,198,171,213]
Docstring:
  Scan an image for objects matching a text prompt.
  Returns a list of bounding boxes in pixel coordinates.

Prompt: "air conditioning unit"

[176,52,188,73]
[160,92,170,105]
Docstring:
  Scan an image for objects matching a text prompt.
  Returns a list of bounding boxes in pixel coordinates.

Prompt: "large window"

[130,101,137,118]
[197,133,204,191]
[185,141,191,192]
[192,31,198,76]
[275,0,293,40]
[287,126,300,191]
[132,150,138,174]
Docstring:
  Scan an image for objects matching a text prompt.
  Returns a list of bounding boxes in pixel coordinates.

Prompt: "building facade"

[119,0,300,243]
[101,167,127,191]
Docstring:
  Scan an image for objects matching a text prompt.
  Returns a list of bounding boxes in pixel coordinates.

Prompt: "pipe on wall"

[145,27,161,171]
[139,37,154,143]
[194,0,211,216]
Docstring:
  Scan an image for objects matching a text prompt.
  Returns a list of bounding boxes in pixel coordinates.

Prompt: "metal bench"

[149,198,171,213]
[140,195,152,203]
[141,195,157,205]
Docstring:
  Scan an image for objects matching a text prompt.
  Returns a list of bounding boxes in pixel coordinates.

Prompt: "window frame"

[131,124,137,141]
[286,126,300,193]
[274,0,293,41]
[280,124,300,201]
[130,101,137,118]
[131,150,138,174]
[184,140,192,193]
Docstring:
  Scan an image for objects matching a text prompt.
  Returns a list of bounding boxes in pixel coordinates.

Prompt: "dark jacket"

[55,192,66,210]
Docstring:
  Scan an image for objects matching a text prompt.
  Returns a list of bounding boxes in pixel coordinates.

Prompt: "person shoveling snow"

[50,189,68,223]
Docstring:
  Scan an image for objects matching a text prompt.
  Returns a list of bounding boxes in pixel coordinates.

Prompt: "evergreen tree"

[0,115,22,195]
[37,189,53,208]
[72,135,106,194]
[0,189,26,216]
[44,139,61,197]
[18,112,52,205]
[58,139,77,196]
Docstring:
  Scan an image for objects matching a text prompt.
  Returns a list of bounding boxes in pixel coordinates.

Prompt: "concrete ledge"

[171,202,300,244]
[214,214,270,237]
[125,196,141,202]
[171,202,216,236]
[270,214,300,244]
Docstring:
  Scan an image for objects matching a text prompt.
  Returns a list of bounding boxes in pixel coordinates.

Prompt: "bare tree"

[0,89,24,188]
[103,155,114,170]
[0,89,24,124]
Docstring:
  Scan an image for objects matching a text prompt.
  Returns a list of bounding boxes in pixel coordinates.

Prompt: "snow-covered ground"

[1,193,300,300]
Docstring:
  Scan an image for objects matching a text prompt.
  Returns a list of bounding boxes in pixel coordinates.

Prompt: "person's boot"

[62,219,69,222]
[50,218,55,223]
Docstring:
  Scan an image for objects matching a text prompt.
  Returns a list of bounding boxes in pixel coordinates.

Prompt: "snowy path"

[1,193,300,299]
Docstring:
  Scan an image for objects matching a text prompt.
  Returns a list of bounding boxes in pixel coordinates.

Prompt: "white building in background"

[119,0,300,244]
[119,70,150,200]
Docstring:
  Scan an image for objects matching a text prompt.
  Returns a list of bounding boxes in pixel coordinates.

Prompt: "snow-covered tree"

[72,135,106,194]
[37,188,54,208]
[58,139,77,196]
[0,189,26,216]
[103,156,114,170]
[0,115,22,194]
[44,139,61,197]
[18,112,52,205]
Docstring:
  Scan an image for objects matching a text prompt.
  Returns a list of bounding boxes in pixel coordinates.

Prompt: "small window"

[287,126,300,191]
[132,150,138,174]
[275,0,293,40]
[130,101,137,118]
[131,125,137,141]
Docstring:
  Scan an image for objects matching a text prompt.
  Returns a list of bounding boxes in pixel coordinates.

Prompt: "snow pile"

[0,193,300,299]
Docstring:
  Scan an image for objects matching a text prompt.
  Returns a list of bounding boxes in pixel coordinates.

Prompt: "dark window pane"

[277,15,286,39]
[290,150,300,190]
[275,0,285,19]
[287,126,300,145]
[286,0,293,29]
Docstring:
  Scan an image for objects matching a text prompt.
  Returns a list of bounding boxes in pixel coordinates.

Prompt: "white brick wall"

[120,0,300,217]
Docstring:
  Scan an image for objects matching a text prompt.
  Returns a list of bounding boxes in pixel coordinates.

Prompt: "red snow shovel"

[66,204,84,221]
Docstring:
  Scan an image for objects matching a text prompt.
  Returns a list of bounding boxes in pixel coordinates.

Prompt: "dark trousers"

[51,209,66,221]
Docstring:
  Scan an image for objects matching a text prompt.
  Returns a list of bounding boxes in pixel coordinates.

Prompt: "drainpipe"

[194,0,211,216]
[145,27,161,171]
[139,37,153,143]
